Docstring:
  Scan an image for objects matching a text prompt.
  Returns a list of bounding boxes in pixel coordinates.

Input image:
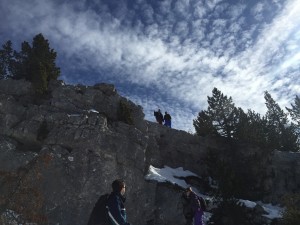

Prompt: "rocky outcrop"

[0,79,299,225]
[0,79,154,225]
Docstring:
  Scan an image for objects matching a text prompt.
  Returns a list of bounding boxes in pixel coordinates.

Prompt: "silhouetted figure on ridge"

[164,111,171,128]
[154,109,164,125]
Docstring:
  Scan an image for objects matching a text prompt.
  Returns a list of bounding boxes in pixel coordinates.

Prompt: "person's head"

[112,179,126,195]
[185,187,192,196]
[158,109,161,112]
[165,111,168,114]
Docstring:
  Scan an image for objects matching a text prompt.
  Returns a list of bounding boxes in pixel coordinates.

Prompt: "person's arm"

[190,193,200,212]
[107,195,128,225]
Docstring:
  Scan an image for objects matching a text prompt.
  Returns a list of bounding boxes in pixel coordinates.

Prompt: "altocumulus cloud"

[0,0,299,131]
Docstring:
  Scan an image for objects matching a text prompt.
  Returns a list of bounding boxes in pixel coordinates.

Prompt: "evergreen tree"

[25,34,60,93]
[281,125,299,152]
[264,91,298,151]
[193,110,217,137]
[12,41,32,80]
[286,95,300,127]
[194,88,299,151]
[30,34,60,82]
[206,88,239,138]
[232,107,248,140]
[0,34,60,94]
[286,96,300,151]
[209,199,257,225]
[234,109,269,147]
[0,40,14,79]
[282,194,300,225]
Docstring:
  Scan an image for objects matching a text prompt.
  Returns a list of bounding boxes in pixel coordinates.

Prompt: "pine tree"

[206,88,239,138]
[286,96,300,150]
[282,194,300,225]
[13,41,32,80]
[232,107,248,140]
[0,40,14,79]
[193,110,217,137]
[30,34,60,82]
[264,91,298,151]
[286,95,300,127]
[234,109,269,147]
[26,34,60,94]
[0,34,60,94]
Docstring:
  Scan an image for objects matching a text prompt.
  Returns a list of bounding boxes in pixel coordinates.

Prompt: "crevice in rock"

[15,140,42,153]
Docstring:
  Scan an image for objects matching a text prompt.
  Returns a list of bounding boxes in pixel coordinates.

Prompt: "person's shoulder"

[191,192,199,199]
[108,192,117,201]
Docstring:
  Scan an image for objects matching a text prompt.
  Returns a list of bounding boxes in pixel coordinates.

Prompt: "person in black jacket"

[184,187,206,225]
[107,179,130,225]
[163,112,171,128]
[154,109,164,125]
[181,190,193,225]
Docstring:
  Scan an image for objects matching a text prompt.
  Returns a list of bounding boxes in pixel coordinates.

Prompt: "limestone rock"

[0,78,299,225]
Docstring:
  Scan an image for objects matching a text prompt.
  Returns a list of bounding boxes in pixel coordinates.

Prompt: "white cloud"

[251,2,265,21]
[173,0,190,18]
[179,20,191,34]
[227,3,247,19]
[141,3,154,24]
[205,0,223,11]
[1,0,300,131]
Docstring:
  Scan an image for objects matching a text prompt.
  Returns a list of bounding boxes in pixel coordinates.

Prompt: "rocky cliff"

[0,79,299,225]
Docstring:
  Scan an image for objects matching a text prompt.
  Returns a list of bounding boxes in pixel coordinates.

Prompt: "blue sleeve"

[107,195,127,225]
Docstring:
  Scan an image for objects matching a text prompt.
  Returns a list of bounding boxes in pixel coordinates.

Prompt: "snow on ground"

[145,165,213,222]
[145,165,199,188]
[261,203,285,219]
[240,200,284,219]
[145,165,284,220]
[87,109,99,113]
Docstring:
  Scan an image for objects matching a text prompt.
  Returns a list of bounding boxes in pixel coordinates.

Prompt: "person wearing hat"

[107,179,131,225]
[181,188,194,225]
[184,187,206,225]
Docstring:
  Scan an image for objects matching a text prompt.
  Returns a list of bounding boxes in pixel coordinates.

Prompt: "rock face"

[0,79,299,225]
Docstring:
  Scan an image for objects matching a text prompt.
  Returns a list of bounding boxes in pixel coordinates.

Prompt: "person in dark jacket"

[181,190,193,225]
[163,112,171,128]
[185,187,205,225]
[107,179,130,225]
[154,109,164,125]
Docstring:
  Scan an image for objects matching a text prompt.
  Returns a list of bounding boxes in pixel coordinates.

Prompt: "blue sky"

[1,0,299,132]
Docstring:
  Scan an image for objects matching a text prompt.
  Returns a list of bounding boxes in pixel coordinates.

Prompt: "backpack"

[87,193,111,225]
[198,196,207,211]
[181,193,194,219]
[164,114,171,120]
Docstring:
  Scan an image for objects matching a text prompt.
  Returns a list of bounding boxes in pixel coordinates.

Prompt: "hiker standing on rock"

[163,111,171,128]
[154,109,164,125]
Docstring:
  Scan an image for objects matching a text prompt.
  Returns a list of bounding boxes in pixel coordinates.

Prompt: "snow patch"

[145,165,284,220]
